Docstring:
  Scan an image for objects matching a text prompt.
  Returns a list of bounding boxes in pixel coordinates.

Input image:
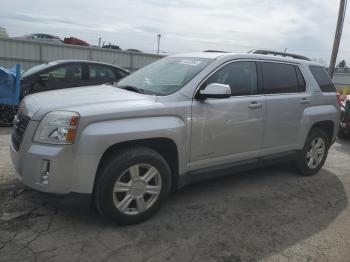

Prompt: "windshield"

[117,57,212,95]
[22,62,58,78]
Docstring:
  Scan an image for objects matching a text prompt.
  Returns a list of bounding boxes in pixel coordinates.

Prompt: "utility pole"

[157,34,161,55]
[98,37,101,47]
[329,0,347,77]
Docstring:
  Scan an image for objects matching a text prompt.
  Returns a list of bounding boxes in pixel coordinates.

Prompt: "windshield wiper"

[118,85,144,94]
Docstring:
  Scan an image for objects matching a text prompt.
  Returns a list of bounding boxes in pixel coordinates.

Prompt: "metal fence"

[0,37,164,71]
[333,72,350,92]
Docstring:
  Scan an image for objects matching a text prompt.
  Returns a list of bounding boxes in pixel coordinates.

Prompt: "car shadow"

[334,138,350,154]
[2,164,347,261]
[140,164,348,261]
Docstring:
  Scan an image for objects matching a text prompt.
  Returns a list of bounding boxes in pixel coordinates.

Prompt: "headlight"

[33,111,79,144]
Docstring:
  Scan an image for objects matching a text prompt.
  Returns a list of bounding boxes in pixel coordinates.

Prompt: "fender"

[298,105,339,147]
[67,116,188,194]
[76,116,186,155]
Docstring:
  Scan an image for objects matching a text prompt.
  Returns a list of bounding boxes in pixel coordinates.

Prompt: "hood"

[20,85,156,120]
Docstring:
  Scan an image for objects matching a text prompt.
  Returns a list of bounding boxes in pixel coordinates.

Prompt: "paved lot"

[0,127,350,262]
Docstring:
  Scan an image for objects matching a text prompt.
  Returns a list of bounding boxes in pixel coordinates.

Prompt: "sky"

[0,0,349,65]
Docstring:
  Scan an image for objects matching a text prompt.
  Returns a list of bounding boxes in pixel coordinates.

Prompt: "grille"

[11,111,30,151]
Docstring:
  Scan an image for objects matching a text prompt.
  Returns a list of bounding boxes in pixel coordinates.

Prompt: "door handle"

[248,101,262,109]
[300,98,311,104]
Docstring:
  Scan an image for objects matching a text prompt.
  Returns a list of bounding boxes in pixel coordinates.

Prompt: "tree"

[338,59,347,68]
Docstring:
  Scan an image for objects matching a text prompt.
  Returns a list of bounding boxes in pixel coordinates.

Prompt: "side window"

[117,69,129,79]
[35,64,82,91]
[111,69,128,82]
[295,66,306,92]
[47,67,65,79]
[204,61,258,96]
[261,62,300,94]
[89,65,115,82]
[309,66,336,92]
[45,64,82,80]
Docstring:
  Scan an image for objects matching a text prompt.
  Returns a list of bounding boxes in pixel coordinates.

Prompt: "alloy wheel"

[306,137,326,169]
[112,163,162,215]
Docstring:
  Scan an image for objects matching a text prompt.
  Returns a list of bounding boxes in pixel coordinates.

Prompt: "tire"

[95,147,171,225]
[294,128,330,176]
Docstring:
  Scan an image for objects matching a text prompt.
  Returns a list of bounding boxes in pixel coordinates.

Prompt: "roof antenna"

[283,48,287,57]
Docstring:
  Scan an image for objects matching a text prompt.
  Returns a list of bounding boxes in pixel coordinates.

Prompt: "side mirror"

[197,83,231,99]
[39,74,49,82]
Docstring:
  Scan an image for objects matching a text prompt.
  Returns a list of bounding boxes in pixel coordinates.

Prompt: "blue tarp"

[0,64,20,106]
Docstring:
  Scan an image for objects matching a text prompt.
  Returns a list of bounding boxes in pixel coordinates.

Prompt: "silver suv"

[10,50,340,224]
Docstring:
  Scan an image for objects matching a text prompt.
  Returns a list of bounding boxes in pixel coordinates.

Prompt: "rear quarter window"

[309,66,336,92]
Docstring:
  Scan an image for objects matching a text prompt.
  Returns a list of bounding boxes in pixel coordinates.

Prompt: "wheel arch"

[309,120,335,145]
[92,137,180,200]
[299,104,339,148]
[309,120,334,143]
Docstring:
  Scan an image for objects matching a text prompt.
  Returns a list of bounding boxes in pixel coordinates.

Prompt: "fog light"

[40,160,50,185]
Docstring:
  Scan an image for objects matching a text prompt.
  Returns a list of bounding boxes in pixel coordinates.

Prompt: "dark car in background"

[338,94,350,139]
[102,44,122,50]
[21,60,129,97]
[0,60,129,125]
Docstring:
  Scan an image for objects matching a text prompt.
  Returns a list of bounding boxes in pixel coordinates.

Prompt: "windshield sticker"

[179,60,202,66]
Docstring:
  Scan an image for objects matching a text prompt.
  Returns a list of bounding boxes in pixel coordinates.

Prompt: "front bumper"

[10,139,76,194]
[10,120,100,195]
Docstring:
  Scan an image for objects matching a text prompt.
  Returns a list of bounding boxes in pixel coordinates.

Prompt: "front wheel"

[293,129,329,176]
[95,147,171,225]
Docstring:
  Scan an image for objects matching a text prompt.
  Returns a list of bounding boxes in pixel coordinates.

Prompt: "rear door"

[260,61,310,151]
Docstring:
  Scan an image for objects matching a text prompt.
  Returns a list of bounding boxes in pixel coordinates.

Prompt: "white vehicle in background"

[15,33,63,44]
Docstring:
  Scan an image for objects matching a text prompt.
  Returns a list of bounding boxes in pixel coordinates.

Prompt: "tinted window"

[261,62,299,94]
[117,69,129,78]
[89,65,115,82]
[309,66,336,92]
[33,64,83,92]
[295,66,306,92]
[46,64,82,80]
[204,61,257,96]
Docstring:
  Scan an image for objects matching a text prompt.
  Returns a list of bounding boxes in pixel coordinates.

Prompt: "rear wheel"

[95,147,171,225]
[294,129,329,176]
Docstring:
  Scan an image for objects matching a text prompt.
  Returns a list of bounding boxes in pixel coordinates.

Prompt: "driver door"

[190,61,266,169]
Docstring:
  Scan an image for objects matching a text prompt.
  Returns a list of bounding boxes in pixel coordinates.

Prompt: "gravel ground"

[0,127,350,262]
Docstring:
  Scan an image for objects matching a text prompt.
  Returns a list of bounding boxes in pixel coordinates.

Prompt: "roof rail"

[248,49,311,61]
[203,50,230,53]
